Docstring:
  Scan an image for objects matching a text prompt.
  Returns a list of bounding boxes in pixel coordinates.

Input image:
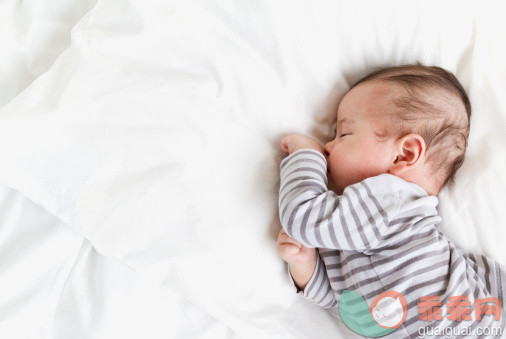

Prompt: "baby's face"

[324,81,401,195]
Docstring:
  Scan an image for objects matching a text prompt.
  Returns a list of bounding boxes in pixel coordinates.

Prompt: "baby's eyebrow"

[337,118,356,126]
[336,118,356,132]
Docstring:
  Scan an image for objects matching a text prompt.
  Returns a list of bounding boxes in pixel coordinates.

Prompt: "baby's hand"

[281,134,324,155]
[276,228,317,266]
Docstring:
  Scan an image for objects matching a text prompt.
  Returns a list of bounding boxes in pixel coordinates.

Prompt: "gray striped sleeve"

[279,149,404,253]
[287,251,337,309]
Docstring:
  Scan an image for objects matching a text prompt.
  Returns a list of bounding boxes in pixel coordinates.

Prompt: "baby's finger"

[280,137,291,154]
[277,229,302,246]
[279,237,303,250]
[277,242,301,258]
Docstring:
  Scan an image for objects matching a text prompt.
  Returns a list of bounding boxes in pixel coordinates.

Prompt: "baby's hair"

[350,62,471,191]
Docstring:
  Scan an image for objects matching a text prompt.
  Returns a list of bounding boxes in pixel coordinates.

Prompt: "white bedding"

[0,1,237,338]
[0,184,237,339]
[0,0,505,338]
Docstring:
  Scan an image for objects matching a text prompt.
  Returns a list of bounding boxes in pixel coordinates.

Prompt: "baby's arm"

[289,261,316,291]
[288,252,337,308]
[277,228,337,308]
[278,137,403,253]
[277,227,317,290]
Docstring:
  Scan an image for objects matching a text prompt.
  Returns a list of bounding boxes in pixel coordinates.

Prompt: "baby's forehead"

[337,79,457,121]
[337,81,405,120]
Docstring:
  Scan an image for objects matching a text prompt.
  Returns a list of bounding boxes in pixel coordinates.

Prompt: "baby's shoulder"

[362,173,426,194]
[359,173,435,204]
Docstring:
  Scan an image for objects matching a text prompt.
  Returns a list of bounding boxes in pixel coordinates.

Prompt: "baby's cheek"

[340,149,386,186]
[360,144,391,172]
[329,145,381,186]
[333,158,367,188]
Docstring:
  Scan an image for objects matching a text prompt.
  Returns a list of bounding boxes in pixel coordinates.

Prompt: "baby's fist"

[276,228,317,266]
[280,134,324,155]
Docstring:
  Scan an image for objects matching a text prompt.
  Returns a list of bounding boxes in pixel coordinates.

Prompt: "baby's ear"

[388,134,426,175]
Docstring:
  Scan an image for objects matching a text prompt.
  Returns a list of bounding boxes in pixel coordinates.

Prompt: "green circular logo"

[339,290,408,337]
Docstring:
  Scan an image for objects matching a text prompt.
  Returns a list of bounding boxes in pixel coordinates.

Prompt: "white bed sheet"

[0,1,237,338]
[0,183,237,339]
[0,0,97,109]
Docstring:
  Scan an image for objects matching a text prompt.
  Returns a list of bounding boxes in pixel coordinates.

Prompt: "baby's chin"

[327,173,341,194]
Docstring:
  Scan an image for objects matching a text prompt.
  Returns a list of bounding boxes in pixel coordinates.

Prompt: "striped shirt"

[279,149,506,338]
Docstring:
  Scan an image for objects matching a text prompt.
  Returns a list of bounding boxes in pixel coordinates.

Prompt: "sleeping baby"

[276,64,506,338]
